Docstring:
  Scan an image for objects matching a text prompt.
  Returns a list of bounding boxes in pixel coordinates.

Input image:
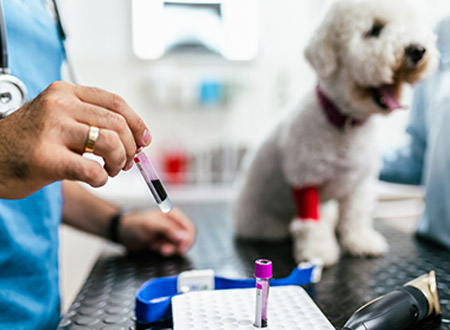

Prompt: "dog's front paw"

[289,219,340,267]
[340,227,388,257]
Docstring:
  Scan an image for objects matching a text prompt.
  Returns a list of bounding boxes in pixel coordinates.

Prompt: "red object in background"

[163,151,189,184]
[291,186,320,221]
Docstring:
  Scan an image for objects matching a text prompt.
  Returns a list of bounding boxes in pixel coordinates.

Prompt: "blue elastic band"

[135,264,318,324]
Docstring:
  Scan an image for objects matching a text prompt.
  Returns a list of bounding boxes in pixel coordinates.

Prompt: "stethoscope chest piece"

[0,72,27,118]
[0,0,67,119]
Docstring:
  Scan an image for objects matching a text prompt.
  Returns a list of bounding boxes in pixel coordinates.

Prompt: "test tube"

[134,150,173,213]
[254,259,272,328]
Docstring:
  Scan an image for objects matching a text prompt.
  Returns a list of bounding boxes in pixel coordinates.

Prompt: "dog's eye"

[366,21,384,38]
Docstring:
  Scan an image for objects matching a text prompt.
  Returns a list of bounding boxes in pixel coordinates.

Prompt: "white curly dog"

[233,0,439,266]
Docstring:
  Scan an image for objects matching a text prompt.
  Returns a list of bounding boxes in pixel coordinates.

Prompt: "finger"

[167,208,196,234]
[92,128,127,177]
[63,123,128,177]
[160,243,177,256]
[54,148,109,187]
[73,102,137,167]
[150,217,186,245]
[148,241,162,252]
[148,238,176,256]
[73,85,151,147]
[166,209,196,251]
[177,234,193,255]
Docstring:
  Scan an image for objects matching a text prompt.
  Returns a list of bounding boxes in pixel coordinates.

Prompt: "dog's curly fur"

[233,0,439,266]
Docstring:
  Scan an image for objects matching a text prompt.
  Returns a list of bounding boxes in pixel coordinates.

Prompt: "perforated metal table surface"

[58,202,450,330]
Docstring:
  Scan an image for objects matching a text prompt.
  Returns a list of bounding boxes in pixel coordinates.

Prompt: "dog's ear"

[304,20,337,79]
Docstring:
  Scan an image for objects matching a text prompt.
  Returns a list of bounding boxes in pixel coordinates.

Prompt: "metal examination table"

[58,202,450,330]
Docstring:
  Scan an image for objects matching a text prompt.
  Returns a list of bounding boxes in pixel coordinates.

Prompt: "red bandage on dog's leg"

[291,186,320,221]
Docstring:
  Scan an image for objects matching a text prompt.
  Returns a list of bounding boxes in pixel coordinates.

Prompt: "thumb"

[56,151,108,187]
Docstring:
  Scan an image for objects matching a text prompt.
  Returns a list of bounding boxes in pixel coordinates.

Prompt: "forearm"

[0,105,47,199]
[62,180,120,239]
[63,180,196,255]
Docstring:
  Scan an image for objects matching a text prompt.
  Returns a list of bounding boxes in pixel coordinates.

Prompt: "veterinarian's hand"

[118,208,196,256]
[0,81,151,199]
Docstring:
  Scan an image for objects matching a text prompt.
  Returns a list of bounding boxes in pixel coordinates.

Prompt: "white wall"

[59,1,319,152]
[58,0,450,155]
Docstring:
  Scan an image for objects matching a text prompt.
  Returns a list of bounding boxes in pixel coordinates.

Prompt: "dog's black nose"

[405,44,426,64]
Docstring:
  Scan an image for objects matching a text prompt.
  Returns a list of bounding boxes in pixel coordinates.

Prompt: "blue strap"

[135,264,319,324]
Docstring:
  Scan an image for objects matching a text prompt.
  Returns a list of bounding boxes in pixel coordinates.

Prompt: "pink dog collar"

[316,86,366,130]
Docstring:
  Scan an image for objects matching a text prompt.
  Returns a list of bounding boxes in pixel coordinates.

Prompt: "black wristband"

[108,211,123,243]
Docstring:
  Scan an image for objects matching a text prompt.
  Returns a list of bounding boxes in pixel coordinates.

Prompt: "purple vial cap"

[254,259,273,279]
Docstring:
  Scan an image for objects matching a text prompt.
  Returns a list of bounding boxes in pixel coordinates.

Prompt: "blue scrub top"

[0,1,65,329]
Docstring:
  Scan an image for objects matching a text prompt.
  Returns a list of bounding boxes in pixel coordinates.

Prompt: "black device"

[342,271,441,330]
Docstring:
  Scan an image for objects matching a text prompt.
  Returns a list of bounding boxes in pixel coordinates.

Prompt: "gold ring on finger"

[84,126,99,153]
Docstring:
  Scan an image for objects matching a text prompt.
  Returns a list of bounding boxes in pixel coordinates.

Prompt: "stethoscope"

[0,0,72,119]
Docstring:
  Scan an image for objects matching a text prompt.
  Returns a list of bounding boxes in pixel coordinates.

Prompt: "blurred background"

[57,0,450,311]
